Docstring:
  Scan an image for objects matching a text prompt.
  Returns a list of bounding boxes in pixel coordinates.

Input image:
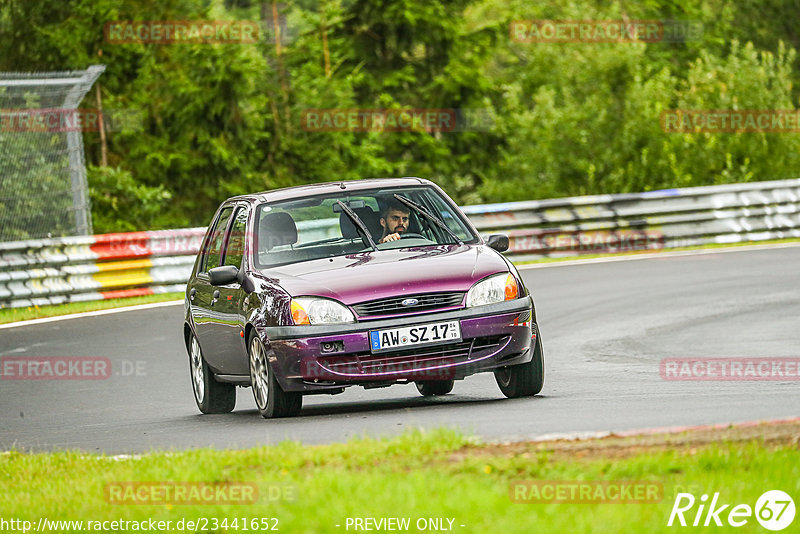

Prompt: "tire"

[248,333,302,418]
[415,380,455,396]
[494,332,544,398]
[188,331,236,414]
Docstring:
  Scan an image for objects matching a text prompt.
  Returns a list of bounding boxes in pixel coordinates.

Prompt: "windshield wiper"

[393,194,464,245]
[336,201,378,251]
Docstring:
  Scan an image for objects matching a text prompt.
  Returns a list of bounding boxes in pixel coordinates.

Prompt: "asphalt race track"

[1,245,799,453]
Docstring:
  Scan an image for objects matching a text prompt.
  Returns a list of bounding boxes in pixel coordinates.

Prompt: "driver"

[378,200,410,243]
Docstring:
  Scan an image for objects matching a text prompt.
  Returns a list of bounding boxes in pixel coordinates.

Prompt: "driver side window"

[200,207,233,273]
[222,207,248,269]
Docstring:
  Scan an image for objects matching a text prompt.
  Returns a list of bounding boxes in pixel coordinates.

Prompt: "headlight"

[466,273,519,307]
[291,297,355,325]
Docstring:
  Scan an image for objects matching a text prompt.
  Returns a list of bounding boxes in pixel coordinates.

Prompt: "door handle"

[189,288,196,301]
[211,290,220,305]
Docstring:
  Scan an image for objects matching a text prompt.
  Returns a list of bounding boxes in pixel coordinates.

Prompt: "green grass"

[0,293,183,324]
[2,429,797,533]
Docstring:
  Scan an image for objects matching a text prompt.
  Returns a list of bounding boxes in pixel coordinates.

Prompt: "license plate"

[369,321,461,352]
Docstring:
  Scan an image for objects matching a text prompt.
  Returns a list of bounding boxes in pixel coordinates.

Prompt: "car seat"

[258,212,298,251]
[339,206,382,242]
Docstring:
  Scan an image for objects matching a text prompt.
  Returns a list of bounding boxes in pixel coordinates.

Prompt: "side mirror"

[486,234,509,253]
[209,265,239,286]
[236,267,256,294]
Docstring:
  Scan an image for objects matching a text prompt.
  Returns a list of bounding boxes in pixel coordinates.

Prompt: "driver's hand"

[379,233,401,243]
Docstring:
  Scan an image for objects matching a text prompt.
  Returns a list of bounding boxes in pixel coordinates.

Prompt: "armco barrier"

[0,229,205,308]
[464,178,800,261]
[1,179,799,308]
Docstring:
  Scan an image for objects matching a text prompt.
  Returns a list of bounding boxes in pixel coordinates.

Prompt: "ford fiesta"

[183,178,544,418]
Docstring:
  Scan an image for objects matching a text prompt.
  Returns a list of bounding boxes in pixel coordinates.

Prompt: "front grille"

[352,292,464,318]
[316,335,508,377]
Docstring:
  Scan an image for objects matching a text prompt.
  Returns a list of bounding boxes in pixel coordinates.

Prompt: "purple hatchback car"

[184,178,543,418]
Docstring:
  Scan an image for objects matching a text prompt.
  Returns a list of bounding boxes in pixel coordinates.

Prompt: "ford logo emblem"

[401,298,419,307]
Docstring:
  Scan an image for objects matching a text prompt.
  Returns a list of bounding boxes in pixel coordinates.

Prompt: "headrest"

[259,212,298,251]
[339,207,379,240]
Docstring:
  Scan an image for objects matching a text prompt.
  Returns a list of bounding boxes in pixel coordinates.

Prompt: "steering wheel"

[399,232,425,239]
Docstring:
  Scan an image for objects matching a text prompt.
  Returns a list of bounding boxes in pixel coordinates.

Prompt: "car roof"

[226,177,434,204]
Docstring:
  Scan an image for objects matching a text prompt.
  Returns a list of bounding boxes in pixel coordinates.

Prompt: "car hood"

[259,244,509,304]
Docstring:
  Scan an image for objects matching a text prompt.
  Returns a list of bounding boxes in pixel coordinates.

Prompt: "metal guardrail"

[0,229,204,307]
[1,179,799,308]
[463,178,800,260]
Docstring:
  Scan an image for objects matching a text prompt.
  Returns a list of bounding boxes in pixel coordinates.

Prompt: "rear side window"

[222,207,248,268]
[200,206,233,272]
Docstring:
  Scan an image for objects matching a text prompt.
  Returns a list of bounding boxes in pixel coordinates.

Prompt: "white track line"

[0,300,183,330]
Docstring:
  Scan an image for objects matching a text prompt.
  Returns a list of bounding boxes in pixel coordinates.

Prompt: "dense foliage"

[1,0,799,231]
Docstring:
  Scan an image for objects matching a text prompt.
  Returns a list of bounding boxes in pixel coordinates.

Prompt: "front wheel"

[248,333,302,418]
[188,332,236,414]
[415,380,455,396]
[495,332,544,398]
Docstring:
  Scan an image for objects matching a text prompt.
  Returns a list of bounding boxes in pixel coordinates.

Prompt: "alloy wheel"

[249,336,270,410]
[190,336,205,403]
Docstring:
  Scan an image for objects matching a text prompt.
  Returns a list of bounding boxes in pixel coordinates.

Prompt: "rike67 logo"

[668,490,795,531]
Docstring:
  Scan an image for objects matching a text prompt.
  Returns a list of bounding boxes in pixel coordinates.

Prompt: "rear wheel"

[248,333,302,418]
[188,332,236,414]
[415,380,455,396]
[495,332,544,398]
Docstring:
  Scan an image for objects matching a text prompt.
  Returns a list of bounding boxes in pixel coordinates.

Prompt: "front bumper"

[263,297,537,392]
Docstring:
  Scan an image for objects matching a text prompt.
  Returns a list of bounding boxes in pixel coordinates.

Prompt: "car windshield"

[253,186,478,268]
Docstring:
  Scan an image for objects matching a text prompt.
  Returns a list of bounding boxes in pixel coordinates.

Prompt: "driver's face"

[381,209,409,235]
